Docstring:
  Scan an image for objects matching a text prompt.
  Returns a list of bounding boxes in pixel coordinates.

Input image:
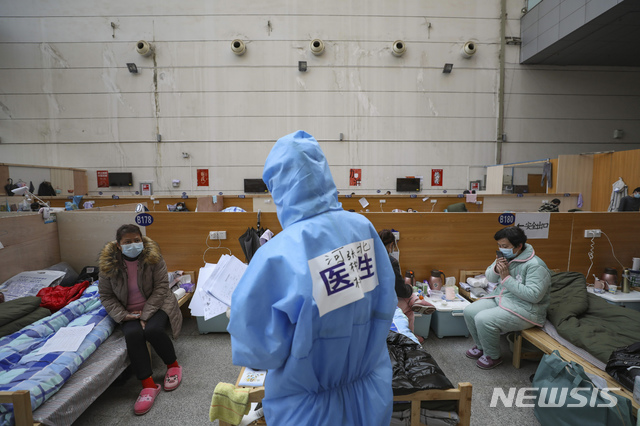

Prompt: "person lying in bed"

[98,224,183,416]
[463,225,551,369]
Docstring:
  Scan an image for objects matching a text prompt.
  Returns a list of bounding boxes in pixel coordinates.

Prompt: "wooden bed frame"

[219,369,472,426]
[513,327,638,417]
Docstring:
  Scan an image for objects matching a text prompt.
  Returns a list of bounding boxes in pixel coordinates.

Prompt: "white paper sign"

[308,238,378,316]
[514,212,551,239]
[37,324,95,354]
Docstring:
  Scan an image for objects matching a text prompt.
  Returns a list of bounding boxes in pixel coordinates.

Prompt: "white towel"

[467,277,488,288]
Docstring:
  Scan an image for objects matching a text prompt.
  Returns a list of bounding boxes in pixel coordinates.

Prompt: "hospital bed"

[0,291,193,426]
[459,268,638,418]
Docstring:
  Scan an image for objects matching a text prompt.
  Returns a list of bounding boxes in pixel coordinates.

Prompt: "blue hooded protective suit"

[228,130,397,425]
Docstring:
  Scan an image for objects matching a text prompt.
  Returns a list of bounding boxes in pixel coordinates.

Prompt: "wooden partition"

[591,150,640,212]
[0,213,61,283]
[95,211,638,286]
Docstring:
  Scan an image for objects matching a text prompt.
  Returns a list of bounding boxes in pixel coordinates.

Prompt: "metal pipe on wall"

[496,0,507,165]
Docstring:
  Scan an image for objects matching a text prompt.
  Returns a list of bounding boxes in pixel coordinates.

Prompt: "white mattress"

[32,330,129,426]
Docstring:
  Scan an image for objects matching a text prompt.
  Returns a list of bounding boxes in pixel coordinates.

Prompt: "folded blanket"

[0,296,42,328]
[209,382,251,425]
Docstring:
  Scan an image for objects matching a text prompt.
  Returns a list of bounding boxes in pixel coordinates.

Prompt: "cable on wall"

[601,231,625,271]
[586,235,595,281]
[202,234,231,265]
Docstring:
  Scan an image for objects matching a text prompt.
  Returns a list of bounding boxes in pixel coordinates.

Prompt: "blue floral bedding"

[0,284,115,426]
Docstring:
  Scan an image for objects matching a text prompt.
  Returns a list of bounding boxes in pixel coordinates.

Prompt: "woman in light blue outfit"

[228,131,398,425]
[464,226,551,369]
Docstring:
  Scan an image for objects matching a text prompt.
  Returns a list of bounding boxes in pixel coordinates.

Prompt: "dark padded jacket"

[98,236,182,339]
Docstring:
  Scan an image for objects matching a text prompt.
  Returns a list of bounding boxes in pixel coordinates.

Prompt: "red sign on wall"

[431,169,443,187]
[197,169,209,187]
[97,170,109,188]
[349,169,362,186]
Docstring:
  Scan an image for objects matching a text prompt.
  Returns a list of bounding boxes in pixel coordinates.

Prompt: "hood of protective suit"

[263,130,342,229]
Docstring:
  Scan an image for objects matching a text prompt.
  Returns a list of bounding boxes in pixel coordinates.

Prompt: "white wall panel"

[504,94,639,120]
[156,92,497,119]
[0,0,637,196]
[0,0,501,19]
[0,15,498,44]
[0,93,154,119]
[0,118,157,143]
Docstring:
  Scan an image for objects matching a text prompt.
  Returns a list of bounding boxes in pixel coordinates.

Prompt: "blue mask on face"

[499,247,516,259]
[634,193,640,199]
[121,242,144,258]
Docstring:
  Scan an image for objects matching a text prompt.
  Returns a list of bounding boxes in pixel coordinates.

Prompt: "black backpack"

[76,266,100,284]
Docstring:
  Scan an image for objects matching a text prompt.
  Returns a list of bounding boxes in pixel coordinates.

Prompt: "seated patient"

[98,224,183,415]
[463,226,551,369]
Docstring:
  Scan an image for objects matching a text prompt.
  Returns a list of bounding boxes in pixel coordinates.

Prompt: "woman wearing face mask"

[463,226,551,370]
[98,224,183,415]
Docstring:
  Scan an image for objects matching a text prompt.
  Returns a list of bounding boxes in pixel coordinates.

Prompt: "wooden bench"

[513,327,638,417]
[219,369,472,426]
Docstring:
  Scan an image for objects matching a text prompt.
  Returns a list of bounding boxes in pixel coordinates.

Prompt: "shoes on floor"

[134,384,161,415]
[476,355,503,370]
[465,346,483,359]
[164,366,182,391]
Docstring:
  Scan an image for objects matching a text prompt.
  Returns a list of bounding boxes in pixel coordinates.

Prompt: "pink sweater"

[125,259,147,312]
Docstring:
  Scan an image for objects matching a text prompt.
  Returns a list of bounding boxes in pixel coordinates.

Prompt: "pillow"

[45,262,79,287]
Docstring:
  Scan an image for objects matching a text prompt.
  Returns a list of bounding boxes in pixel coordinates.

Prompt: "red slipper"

[164,366,182,391]
[134,384,161,415]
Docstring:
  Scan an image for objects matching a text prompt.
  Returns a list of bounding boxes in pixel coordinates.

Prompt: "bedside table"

[587,287,640,312]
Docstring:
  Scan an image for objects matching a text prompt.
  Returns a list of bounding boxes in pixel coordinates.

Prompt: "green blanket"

[0,296,52,338]
[548,272,640,363]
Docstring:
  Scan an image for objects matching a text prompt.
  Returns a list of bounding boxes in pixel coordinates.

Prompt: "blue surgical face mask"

[121,242,144,258]
[499,247,516,259]
[634,193,640,199]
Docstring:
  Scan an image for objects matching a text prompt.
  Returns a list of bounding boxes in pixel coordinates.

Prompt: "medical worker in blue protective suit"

[228,130,398,425]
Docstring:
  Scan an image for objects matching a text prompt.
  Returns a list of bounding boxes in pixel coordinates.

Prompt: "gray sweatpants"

[463,298,534,359]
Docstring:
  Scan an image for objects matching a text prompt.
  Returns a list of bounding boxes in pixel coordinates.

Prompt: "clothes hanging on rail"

[540,161,552,188]
[607,178,627,212]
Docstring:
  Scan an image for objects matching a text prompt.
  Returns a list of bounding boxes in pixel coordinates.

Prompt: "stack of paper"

[189,255,248,320]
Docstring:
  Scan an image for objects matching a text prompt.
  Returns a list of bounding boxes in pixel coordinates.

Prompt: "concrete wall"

[0,0,638,196]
